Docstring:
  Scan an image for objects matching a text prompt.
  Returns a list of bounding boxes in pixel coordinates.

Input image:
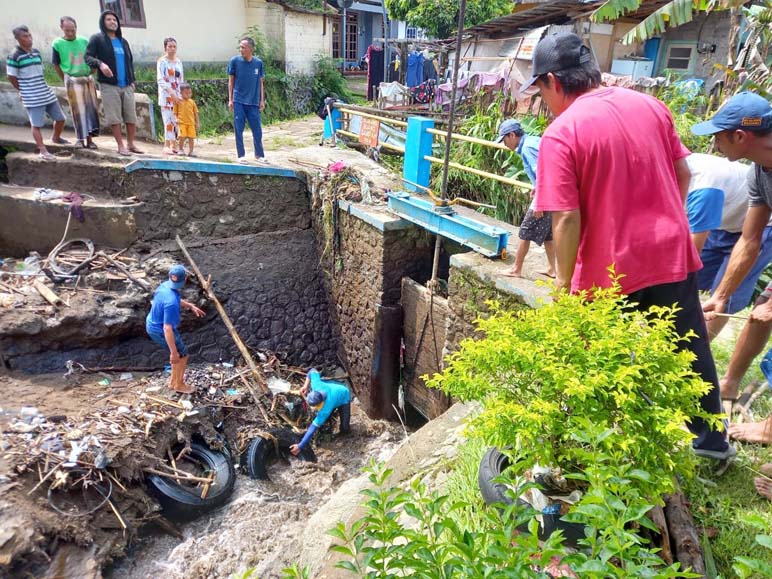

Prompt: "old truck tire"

[147,442,235,521]
[243,428,316,480]
[478,447,586,546]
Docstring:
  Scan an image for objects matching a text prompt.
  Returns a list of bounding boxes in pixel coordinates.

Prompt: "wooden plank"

[401,278,451,419]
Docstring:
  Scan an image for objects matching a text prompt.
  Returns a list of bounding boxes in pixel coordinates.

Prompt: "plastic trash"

[119,372,134,381]
[99,378,111,386]
[221,362,234,368]
[267,376,292,394]
[17,254,41,276]
[225,388,240,396]
[34,188,64,201]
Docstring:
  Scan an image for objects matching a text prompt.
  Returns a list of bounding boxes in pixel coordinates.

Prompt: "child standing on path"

[174,83,199,156]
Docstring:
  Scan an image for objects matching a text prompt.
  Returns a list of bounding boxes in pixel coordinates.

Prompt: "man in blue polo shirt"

[146,265,205,393]
[290,368,352,455]
[227,37,266,164]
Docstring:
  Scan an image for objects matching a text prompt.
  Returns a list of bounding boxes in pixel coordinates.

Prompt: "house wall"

[284,10,330,74]
[658,10,731,86]
[1,0,247,63]
[246,0,287,65]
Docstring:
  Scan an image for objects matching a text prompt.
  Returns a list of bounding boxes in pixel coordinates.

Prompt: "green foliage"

[592,0,746,44]
[655,76,713,153]
[732,515,772,578]
[330,461,697,578]
[426,275,719,500]
[436,96,540,225]
[312,55,353,105]
[385,0,512,40]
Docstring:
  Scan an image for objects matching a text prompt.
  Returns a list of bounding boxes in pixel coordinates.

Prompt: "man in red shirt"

[522,32,732,461]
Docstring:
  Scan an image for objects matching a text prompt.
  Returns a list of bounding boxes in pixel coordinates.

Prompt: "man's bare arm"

[551,209,581,292]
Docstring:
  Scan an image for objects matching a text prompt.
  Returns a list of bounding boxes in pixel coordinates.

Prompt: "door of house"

[332,13,359,66]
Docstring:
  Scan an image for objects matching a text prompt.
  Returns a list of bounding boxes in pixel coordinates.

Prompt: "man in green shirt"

[52,16,99,148]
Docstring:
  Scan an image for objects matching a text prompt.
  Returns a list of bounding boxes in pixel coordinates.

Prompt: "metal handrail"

[424,155,533,190]
[332,105,529,190]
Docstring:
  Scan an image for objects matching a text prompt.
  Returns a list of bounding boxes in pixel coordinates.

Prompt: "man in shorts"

[497,119,556,278]
[85,10,142,156]
[6,25,67,161]
[146,265,205,394]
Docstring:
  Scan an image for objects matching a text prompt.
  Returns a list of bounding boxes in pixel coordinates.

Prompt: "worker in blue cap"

[145,264,205,393]
[290,368,352,455]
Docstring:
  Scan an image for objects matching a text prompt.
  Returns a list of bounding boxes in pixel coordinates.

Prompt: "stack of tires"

[147,429,316,521]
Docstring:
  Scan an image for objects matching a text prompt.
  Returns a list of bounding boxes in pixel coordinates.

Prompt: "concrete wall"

[0,0,247,63]
[246,0,287,65]
[659,11,731,87]
[0,81,154,139]
[284,10,331,74]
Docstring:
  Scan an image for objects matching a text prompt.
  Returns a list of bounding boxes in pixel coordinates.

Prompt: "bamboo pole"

[424,155,533,190]
[32,280,63,306]
[427,127,510,151]
[337,107,408,127]
[175,235,269,395]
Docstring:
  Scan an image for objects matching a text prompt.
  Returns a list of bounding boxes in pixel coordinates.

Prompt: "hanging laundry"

[366,45,384,101]
[406,51,425,88]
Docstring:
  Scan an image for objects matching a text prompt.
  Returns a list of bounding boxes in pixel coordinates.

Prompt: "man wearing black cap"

[146,265,205,393]
[523,32,732,462]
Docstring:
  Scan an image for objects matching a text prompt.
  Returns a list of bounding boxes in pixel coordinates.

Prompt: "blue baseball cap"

[692,92,772,136]
[306,390,326,406]
[168,264,187,289]
[495,119,523,143]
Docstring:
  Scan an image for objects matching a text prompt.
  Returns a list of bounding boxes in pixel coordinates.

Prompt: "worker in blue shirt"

[146,265,205,393]
[290,368,352,455]
[496,119,556,279]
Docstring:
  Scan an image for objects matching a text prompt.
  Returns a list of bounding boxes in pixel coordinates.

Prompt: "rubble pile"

[0,354,321,577]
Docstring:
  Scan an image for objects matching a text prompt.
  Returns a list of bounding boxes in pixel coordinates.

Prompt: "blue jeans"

[698,226,772,314]
[233,102,264,159]
[147,327,188,357]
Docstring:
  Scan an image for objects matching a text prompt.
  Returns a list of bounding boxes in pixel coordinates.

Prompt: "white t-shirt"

[686,153,752,233]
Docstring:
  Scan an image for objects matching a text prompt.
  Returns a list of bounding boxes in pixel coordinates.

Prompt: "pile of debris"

[0,353,326,577]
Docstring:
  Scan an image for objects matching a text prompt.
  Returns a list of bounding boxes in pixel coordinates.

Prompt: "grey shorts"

[518,209,553,245]
[100,83,137,126]
[27,101,66,128]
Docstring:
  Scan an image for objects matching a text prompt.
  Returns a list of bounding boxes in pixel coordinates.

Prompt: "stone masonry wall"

[312,204,433,417]
[2,153,337,372]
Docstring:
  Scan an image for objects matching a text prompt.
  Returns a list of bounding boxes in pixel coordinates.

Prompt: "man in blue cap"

[290,368,352,456]
[696,93,772,471]
[146,264,205,393]
[495,118,556,278]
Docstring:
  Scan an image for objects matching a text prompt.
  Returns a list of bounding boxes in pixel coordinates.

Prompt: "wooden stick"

[143,467,214,485]
[28,462,62,495]
[175,235,269,395]
[32,279,63,306]
[712,312,749,321]
[144,393,185,409]
[106,496,128,530]
[0,281,24,295]
[97,251,151,292]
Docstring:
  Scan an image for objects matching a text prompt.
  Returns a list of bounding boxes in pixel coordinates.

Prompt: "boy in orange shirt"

[174,83,199,156]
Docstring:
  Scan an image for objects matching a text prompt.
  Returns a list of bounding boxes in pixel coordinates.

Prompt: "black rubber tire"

[478,447,586,546]
[242,428,317,480]
[147,441,236,521]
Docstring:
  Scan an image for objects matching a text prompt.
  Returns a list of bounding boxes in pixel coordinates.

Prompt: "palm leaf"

[593,0,644,22]
[620,0,748,44]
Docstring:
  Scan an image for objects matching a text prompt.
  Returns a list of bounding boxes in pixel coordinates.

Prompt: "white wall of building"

[1,0,248,63]
[284,11,330,74]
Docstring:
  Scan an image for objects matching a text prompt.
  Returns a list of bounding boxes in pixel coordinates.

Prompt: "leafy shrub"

[425,275,719,500]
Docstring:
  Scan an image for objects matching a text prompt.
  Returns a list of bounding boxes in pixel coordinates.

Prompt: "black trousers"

[338,403,351,433]
[627,272,726,452]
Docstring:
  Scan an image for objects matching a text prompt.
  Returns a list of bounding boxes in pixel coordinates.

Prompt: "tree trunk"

[664,493,706,577]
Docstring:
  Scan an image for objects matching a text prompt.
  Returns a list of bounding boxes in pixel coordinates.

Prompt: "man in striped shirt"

[6,25,67,161]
